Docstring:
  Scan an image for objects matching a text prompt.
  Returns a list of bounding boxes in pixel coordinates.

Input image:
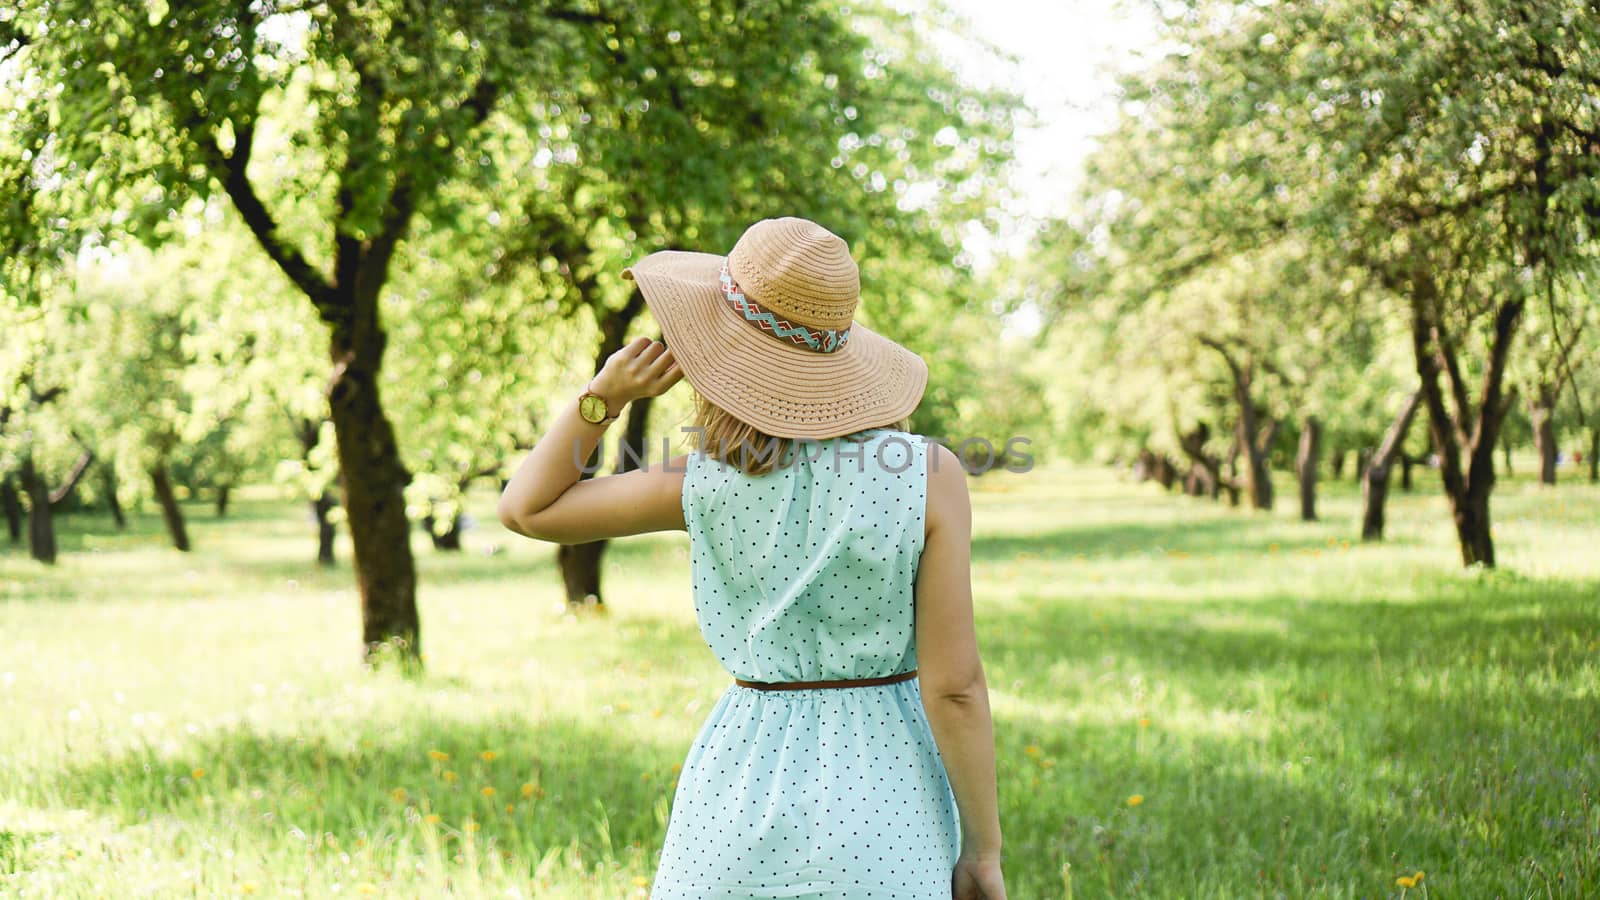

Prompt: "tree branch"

[209,123,337,309]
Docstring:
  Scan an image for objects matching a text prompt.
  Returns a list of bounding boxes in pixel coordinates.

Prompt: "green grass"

[2,462,1598,898]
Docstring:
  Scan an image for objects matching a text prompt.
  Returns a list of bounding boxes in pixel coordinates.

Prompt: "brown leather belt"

[734,669,918,691]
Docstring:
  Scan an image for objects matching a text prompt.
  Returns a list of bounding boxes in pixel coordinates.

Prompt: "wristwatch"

[577,384,620,425]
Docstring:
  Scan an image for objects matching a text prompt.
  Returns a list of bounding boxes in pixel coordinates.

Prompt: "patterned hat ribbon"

[719,260,851,354]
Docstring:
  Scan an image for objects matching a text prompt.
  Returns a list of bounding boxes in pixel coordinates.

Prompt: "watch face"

[579,394,608,423]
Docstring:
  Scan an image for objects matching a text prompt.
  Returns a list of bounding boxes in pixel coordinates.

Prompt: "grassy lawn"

[2,461,1597,898]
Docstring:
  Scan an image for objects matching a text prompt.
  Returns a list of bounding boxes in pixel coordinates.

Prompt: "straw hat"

[622,217,929,440]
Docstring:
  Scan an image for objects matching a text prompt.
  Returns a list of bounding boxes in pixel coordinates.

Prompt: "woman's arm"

[916,443,1005,873]
[497,336,686,544]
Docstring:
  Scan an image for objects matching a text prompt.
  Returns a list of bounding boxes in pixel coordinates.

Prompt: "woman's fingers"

[646,346,675,372]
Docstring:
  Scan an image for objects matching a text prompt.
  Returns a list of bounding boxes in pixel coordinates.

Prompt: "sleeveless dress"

[650,428,962,899]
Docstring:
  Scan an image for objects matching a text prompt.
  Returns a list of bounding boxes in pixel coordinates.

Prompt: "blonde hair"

[687,389,910,476]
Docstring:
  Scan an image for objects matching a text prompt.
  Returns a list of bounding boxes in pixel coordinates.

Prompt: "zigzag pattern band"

[719,261,851,354]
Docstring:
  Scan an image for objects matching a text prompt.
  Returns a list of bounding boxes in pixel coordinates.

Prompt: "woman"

[498,217,1006,899]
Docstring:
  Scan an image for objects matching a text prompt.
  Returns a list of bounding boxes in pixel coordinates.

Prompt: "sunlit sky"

[935,0,1159,256]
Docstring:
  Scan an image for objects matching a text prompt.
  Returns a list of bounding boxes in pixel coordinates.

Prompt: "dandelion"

[618,702,630,712]
[1039,759,1056,769]
[521,783,538,798]
[356,885,378,896]
[239,884,259,895]
[481,786,496,797]
[463,821,481,833]
[1127,794,1144,807]
[1413,871,1425,883]
[428,750,449,762]
[671,763,682,774]
[1268,542,1280,554]
[633,876,651,887]
[389,788,408,803]
[1137,717,1150,728]
[191,767,206,779]
[1396,876,1415,888]
[504,803,515,814]
[479,750,497,763]
[442,770,458,783]
[1024,745,1042,757]
[652,708,663,718]
[423,814,442,825]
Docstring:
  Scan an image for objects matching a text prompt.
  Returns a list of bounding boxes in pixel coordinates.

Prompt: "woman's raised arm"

[498,336,686,544]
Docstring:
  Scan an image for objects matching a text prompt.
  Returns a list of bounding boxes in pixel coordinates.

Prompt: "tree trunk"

[149,462,191,552]
[1528,385,1558,485]
[1501,434,1513,476]
[1,474,22,543]
[327,334,420,663]
[1330,449,1346,481]
[1178,424,1222,500]
[1399,452,1415,492]
[1590,428,1599,484]
[423,509,463,551]
[1410,280,1522,568]
[48,447,95,510]
[100,464,127,529]
[1361,390,1421,542]
[1295,416,1320,522]
[19,454,57,565]
[216,483,232,517]
[1201,336,1273,510]
[314,490,338,567]
[557,541,606,607]
[1452,483,1495,568]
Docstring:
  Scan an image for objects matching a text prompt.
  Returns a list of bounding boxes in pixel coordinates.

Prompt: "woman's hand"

[952,853,1007,900]
[590,336,682,408]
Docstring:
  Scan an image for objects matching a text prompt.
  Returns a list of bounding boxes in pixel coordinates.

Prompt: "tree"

[5,1,1016,656]
[1056,0,1600,566]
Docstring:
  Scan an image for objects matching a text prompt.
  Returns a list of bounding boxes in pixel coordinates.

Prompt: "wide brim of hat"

[622,250,928,440]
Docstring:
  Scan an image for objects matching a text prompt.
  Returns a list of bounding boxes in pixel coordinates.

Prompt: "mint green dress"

[651,429,961,899]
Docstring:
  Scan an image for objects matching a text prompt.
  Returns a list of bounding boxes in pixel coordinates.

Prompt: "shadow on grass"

[43,711,681,868]
[970,516,1410,563]
[971,578,1600,895]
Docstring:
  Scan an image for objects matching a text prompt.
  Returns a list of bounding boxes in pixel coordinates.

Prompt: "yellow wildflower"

[1024,745,1042,757]
[632,876,651,887]
[1396,876,1415,888]
[423,814,441,825]
[239,884,259,896]
[356,885,378,896]
[442,770,458,783]
[1039,759,1055,769]
[479,750,497,763]
[504,803,514,814]
[652,708,663,718]
[389,788,408,803]
[480,786,496,797]
[1413,871,1425,883]
[1127,794,1144,807]
[1137,717,1150,728]
[428,750,449,762]
[521,783,537,798]
[463,821,480,833]
[191,768,205,779]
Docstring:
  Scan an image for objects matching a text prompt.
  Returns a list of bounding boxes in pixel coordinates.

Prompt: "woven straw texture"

[622,218,929,440]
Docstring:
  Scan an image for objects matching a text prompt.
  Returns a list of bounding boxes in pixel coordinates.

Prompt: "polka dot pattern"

[651,429,961,898]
